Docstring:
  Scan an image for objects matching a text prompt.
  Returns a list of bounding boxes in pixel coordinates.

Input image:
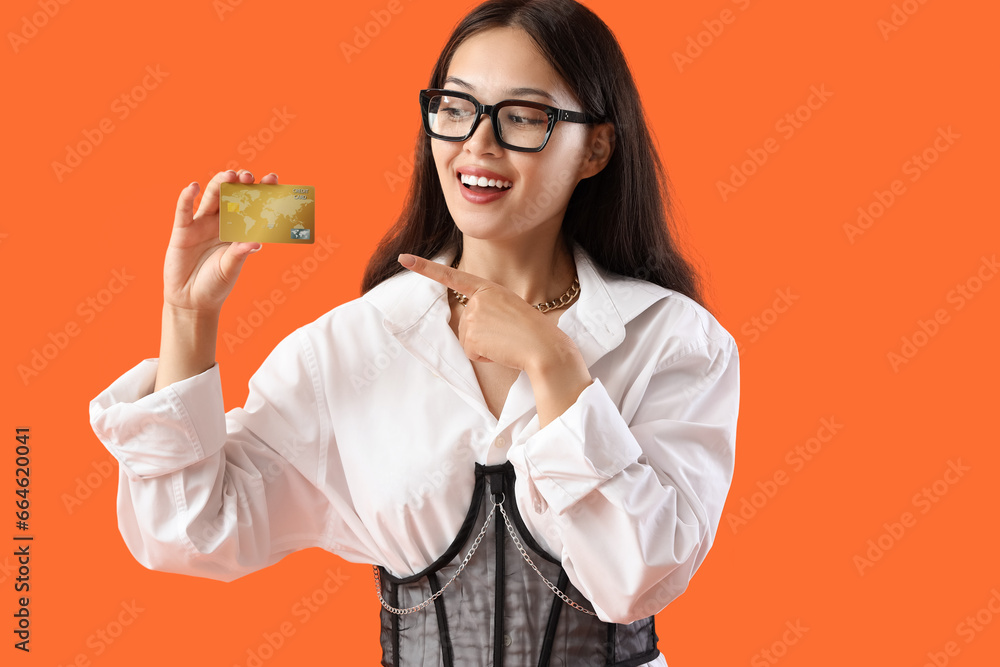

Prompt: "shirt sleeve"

[88,327,352,583]
[506,331,739,624]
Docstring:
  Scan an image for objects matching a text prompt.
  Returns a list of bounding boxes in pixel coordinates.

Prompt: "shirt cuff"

[88,358,227,479]
[508,377,643,517]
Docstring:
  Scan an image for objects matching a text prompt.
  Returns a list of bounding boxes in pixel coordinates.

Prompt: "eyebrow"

[444,76,557,103]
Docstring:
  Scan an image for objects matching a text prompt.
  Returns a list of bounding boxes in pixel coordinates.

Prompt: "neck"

[454,233,577,307]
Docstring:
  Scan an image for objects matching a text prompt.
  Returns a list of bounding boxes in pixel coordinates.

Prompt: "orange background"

[3,0,998,665]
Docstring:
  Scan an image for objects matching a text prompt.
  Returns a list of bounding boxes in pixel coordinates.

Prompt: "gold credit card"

[219,183,315,244]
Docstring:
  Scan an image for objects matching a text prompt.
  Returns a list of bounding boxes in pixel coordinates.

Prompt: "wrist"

[526,342,593,430]
[154,305,219,392]
[525,331,585,378]
[163,302,221,324]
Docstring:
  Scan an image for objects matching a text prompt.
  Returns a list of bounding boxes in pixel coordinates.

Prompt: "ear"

[578,122,616,179]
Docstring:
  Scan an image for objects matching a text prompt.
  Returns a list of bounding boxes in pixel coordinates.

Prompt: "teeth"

[460,173,512,189]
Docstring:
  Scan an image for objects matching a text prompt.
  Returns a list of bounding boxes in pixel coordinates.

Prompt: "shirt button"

[503,633,512,646]
[494,436,506,448]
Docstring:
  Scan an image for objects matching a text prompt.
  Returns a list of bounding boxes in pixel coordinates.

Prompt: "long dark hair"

[360,0,710,312]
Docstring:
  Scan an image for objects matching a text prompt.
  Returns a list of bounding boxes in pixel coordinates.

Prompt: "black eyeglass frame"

[418,88,599,153]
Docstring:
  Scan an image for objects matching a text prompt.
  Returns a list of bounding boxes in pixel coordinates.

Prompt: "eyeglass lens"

[427,93,550,150]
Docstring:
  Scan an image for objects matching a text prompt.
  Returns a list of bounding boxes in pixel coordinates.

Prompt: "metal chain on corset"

[495,498,598,616]
[373,497,496,615]
[373,493,597,617]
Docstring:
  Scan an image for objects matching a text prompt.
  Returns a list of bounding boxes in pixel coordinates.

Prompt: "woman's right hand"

[163,169,277,316]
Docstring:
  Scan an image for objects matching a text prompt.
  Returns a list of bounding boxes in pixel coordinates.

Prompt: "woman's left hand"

[398,253,580,373]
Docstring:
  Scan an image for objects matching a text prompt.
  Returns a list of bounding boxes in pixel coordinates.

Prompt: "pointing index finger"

[398,253,486,296]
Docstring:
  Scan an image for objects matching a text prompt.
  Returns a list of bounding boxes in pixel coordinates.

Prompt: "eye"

[501,107,548,127]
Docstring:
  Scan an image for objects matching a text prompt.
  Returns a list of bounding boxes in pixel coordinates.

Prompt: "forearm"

[154,304,220,392]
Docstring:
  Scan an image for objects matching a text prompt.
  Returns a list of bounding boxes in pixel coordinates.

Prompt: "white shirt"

[89,240,739,667]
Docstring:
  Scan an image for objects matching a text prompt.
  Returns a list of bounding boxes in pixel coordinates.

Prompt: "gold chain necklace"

[449,256,580,313]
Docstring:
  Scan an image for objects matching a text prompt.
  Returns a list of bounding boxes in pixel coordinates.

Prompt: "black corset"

[375,461,661,666]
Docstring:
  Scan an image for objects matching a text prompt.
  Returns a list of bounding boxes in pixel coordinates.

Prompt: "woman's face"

[431,26,611,245]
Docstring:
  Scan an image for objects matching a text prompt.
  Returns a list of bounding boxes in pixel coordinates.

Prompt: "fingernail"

[398,253,415,267]
[249,245,262,253]
[189,181,199,193]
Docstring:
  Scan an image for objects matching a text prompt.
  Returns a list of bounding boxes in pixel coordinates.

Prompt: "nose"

[464,111,503,155]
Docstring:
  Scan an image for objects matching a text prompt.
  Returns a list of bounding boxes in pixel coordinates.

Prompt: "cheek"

[431,143,459,187]
[517,157,579,212]
[512,177,577,227]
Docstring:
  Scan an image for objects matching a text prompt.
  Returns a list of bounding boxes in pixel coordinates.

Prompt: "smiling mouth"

[459,173,513,193]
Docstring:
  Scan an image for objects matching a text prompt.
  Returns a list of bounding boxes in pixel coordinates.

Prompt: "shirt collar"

[362,239,669,369]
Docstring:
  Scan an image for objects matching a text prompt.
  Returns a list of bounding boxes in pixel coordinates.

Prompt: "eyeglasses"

[419,88,598,153]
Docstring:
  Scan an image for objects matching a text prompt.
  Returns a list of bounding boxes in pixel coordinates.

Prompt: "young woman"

[90,1,740,665]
